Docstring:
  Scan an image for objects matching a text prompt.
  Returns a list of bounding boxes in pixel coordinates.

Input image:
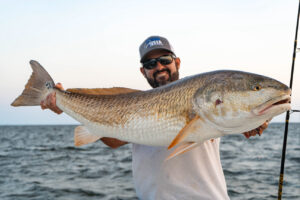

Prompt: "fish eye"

[253,85,262,91]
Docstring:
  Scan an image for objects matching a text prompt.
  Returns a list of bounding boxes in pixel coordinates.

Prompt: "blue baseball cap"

[139,36,175,62]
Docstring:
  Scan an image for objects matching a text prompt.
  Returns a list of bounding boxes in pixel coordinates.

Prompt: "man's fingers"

[40,100,46,109]
[250,129,258,136]
[261,122,269,130]
[50,92,56,106]
[53,107,63,114]
[40,92,56,110]
[244,129,259,138]
[55,83,64,90]
[244,132,250,138]
[257,121,269,136]
[256,127,263,136]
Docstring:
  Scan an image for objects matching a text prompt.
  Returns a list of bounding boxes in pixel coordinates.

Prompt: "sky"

[1,0,300,125]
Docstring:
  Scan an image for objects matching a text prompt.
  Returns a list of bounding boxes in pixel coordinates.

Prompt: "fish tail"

[11,60,55,106]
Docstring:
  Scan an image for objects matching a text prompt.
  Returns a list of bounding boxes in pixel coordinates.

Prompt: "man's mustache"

[153,68,171,79]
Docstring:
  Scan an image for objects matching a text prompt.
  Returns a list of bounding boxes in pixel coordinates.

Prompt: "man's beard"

[146,68,179,88]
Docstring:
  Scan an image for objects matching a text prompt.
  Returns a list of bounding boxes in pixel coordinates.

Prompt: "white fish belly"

[87,116,187,146]
[57,98,222,146]
[57,99,185,146]
[85,116,223,146]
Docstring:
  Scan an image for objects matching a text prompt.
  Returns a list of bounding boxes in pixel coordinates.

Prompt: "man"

[41,36,268,199]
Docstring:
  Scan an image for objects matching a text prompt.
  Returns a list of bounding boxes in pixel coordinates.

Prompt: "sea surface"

[0,123,299,200]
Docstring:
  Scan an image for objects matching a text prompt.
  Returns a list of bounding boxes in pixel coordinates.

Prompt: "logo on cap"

[144,37,163,49]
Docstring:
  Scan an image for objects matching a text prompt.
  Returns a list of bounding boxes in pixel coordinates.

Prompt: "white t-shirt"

[132,138,230,200]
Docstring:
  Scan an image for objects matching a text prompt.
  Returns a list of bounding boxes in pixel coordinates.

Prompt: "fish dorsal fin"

[165,142,199,161]
[74,126,101,146]
[168,115,201,149]
[67,87,141,95]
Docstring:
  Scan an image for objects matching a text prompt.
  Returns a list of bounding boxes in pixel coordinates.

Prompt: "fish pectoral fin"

[74,126,101,147]
[165,142,199,161]
[168,115,201,149]
[66,87,141,95]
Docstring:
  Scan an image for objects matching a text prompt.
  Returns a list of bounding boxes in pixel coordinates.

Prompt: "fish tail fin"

[11,60,55,106]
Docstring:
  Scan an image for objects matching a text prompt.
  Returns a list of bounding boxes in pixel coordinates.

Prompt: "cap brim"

[140,48,175,62]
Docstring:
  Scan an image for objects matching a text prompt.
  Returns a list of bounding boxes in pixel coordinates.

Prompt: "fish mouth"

[253,94,291,116]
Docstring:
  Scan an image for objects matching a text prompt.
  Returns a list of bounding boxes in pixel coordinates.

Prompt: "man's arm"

[40,83,128,149]
[101,137,128,148]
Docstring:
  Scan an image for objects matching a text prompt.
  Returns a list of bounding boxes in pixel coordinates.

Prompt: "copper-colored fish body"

[54,75,202,146]
[12,60,291,149]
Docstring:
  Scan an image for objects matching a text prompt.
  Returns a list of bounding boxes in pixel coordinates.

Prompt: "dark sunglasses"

[142,55,175,70]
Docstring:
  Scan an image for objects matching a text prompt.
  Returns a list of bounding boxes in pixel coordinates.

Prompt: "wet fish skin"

[11,60,291,147]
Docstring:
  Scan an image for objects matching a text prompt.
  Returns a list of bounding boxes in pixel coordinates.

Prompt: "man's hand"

[243,121,269,138]
[40,83,63,114]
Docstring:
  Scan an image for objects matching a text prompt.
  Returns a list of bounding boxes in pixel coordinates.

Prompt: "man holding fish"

[40,36,269,199]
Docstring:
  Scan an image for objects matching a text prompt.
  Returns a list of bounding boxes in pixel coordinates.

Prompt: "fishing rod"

[291,109,300,113]
[277,1,300,199]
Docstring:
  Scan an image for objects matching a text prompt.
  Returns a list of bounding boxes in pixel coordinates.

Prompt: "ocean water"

[0,123,299,200]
